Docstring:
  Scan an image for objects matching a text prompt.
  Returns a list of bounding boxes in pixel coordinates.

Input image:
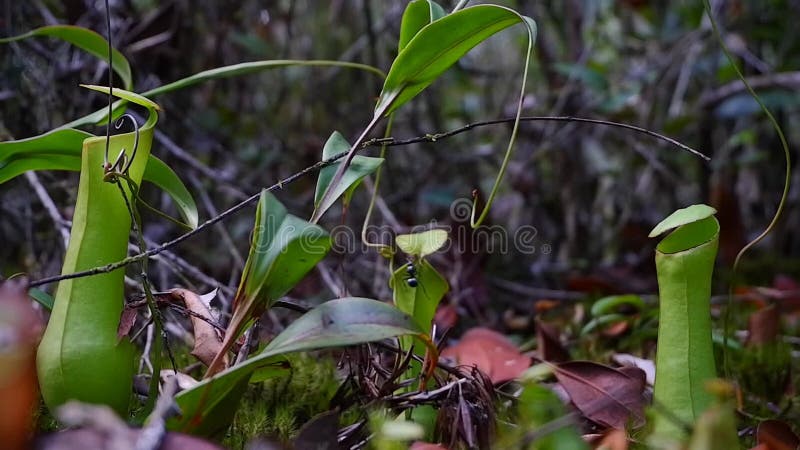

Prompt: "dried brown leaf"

[535,318,571,362]
[747,305,780,346]
[166,289,226,367]
[554,361,646,429]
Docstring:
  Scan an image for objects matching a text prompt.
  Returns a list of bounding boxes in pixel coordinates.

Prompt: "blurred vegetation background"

[2,0,799,327]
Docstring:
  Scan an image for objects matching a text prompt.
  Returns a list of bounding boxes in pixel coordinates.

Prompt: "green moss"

[223,353,341,449]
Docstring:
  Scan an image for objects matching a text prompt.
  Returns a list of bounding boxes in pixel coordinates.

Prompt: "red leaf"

[757,419,800,450]
[554,361,646,429]
[441,327,530,384]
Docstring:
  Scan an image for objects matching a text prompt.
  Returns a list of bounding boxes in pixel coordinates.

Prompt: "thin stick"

[363,115,709,161]
[29,115,706,287]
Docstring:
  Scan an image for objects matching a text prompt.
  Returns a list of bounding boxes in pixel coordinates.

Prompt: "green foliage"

[391,259,448,336]
[313,131,384,218]
[376,5,535,117]
[0,123,199,228]
[397,0,446,52]
[222,355,340,449]
[171,297,432,436]
[395,229,448,258]
[508,383,588,450]
[0,25,133,89]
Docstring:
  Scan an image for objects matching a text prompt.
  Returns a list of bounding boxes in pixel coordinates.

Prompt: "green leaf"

[395,229,448,257]
[0,129,198,229]
[376,5,536,116]
[391,259,448,335]
[28,288,54,311]
[398,0,446,52]
[652,211,720,437]
[169,357,289,436]
[0,25,132,90]
[515,383,589,450]
[80,84,160,111]
[312,131,383,215]
[648,204,717,238]
[141,157,198,228]
[206,191,332,376]
[171,297,426,436]
[60,60,385,130]
[262,297,425,355]
[590,294,645,317]
[142,60,384,98]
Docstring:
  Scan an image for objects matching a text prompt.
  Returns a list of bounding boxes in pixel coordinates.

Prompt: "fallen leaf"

[165,289,226,367]
[117,305,138,339]
[554,361,646,429]
[441,328,530,384]
[0,277,43,450]
[535,318,571,362]
[756,419,800,450]
[748,305,780,346]
[611,354,655,386]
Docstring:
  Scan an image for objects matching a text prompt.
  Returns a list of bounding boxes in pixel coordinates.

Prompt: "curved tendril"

[102,114,141,181]
[117,114,140,174]
[102,0,113,171]
[468,14,534,228]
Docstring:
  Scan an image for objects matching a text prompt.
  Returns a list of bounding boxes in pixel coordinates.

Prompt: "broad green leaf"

[395,229,448,257]
[168,357,288,436]
[312,131,383,215]
[262,297,426,355]
[652,210,720,437]
[171,297,426,435]
[0,128,92,160]
[648,204,717,238]
[391,259,448,334]
[0,154,82,184]
[206,191,332,376]
[398,0,446,52]
[0,25,132,90]
[0,129,198,229]
[376,5,536,116]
